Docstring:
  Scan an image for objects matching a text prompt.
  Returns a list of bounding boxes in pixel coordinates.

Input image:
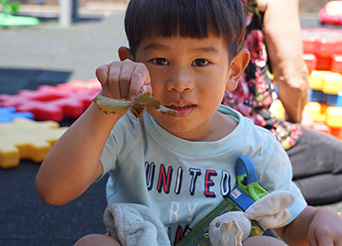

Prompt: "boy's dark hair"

[124,0,246,60]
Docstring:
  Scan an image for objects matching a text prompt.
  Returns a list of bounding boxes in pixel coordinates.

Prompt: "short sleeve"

[257,139,307,227]
[98,111,141,180]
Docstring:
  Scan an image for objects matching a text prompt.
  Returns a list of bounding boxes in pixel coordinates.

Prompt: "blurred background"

[1,1,341,246]
[4,0,332,14]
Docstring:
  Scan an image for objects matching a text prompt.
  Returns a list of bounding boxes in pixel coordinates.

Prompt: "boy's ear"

[118,46,134,61]
[226,49,250,91]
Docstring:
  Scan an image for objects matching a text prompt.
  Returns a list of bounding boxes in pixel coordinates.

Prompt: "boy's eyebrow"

[191,46,219,54]
[143,43,220,53]
[143,43,167,51]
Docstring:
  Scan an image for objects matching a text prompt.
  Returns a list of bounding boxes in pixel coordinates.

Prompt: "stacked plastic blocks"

[302,28,342,139]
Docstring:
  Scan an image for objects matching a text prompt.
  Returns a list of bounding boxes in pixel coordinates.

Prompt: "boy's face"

[131,35,248,141]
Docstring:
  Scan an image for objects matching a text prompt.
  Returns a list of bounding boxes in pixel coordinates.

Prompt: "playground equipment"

[272,28,342,140]
[0,0,39,27]
[302,29,342,139]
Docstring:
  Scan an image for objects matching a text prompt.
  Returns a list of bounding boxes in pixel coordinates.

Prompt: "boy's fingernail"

[129,95,137,101]
[142,85,152,95]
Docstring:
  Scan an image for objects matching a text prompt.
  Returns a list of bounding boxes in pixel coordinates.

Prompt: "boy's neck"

[160,111,237,142]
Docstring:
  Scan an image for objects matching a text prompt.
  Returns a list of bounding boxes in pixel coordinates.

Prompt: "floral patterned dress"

[222,0,304,150]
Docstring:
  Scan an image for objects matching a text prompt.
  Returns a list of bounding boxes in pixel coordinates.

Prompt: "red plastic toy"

[302,28,342,72]
[319,1,342,26]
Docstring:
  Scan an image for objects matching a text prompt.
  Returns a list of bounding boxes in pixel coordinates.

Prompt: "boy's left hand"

[308,208,342,246]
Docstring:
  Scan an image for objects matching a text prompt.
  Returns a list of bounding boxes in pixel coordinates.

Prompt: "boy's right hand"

[95,59,152,101]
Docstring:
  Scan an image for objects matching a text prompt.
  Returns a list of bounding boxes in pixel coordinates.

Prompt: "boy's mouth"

[167,104,196,110]
[165,102,196,117]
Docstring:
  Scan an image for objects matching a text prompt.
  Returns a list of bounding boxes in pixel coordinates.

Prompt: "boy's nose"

[166,67,194,93]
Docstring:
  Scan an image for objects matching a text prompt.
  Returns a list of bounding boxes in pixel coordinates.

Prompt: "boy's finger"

[141,83,152,95]
[95,65,113,97]
[129,63,151,101]
[95,65,109,86]
[107,62,123,99]
[119,60,136,99]
[308,231,333,246]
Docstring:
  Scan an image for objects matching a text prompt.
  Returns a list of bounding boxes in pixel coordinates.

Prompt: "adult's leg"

[287,128,342,205]
[74,234,121,246]
[242,236,287,246]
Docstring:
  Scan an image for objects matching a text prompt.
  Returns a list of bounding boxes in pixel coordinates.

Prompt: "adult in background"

[223,0,342,205]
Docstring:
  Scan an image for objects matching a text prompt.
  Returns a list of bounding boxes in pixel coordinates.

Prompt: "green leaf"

[157,106,177,115]
[132,93,161,109]
[93,95,131,114]
[94,93,177,118]
[145,94,162,109]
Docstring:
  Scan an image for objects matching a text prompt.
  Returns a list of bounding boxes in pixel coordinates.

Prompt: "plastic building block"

[317,29,342,55]
[302,29,317,55]
[309,70,326,90]
[331,55,342,73]
[311,90,327,103]
[269,99,285,120]
[326,106,342,128]
[327,90,342,106]
[312,122,342,140]
[0,118,68,169]
[307,102,328,122]
[316,56,333,71]
[322,72,342,95]
[302,28,342,71]
[303,54,317,73]
[312,122,331,136]
[330,127,342,140]
[0,106,34,122]
[309,71,342,95]
[0,79,101,122]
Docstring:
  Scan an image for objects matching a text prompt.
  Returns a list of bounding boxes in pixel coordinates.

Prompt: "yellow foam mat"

[0,118,68,169]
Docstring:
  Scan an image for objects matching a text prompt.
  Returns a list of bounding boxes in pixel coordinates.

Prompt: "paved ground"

[0,11,127,94]
[0,12,126,246]
[0,10,341,246]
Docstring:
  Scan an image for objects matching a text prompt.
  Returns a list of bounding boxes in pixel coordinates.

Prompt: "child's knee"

[242,235,287,246]
[74,234,121,246]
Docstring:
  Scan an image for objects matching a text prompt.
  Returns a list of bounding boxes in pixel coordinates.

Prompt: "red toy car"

[319,1,342,25]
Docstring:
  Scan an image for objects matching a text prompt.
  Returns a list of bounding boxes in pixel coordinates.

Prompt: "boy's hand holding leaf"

[95,59,152,101]
[93,93,177,119]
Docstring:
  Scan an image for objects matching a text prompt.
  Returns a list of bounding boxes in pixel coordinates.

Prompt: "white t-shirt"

[100,104,307,244]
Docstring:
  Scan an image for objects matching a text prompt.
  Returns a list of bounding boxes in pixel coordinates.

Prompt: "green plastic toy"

[0,0,39,27]
[177,156,269,246]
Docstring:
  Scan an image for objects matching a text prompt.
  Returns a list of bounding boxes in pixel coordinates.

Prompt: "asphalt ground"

[0,10,341,246]
[0,12,127,246]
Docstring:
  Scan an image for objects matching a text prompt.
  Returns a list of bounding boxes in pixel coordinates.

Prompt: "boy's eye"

[153,58,169,66]
[192,59,209,66]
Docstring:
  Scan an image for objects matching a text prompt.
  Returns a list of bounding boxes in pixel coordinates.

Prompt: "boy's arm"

[36,59,151,206]
[35,103,125,206]
[275,206,342,245]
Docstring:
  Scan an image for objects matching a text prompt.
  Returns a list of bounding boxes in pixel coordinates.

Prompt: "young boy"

[35,0,342,245]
